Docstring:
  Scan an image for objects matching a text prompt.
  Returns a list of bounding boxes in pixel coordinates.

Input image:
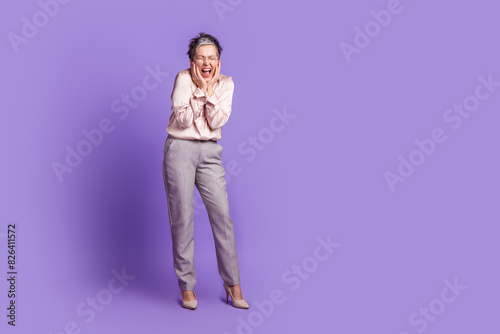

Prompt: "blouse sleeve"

[205,77,234,130]
[170,72,206,128]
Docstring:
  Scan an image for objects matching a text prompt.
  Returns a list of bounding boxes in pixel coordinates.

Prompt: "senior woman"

[162,32,249,310]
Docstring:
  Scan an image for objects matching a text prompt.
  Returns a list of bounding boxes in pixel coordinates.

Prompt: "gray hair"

[187,32,223,61]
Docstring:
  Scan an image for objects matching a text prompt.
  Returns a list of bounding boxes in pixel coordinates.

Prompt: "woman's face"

[192,45,219,82]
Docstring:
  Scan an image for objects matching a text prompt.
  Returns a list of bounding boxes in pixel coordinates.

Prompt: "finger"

[212,62,218,77]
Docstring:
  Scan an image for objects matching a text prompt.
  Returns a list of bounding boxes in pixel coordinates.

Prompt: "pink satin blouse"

[166,68,234,141]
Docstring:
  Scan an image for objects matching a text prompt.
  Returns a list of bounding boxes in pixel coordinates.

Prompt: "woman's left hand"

[207,59,221,96]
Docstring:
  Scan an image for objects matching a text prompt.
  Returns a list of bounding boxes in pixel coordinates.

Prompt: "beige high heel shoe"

[181,290,197,310]
[223,283,249,309]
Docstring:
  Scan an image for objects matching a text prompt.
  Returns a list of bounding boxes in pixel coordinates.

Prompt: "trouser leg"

[162,135,198,290]
[195,140,241,286]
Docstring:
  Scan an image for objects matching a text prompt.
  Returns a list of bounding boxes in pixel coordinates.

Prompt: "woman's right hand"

[190,61,208,93]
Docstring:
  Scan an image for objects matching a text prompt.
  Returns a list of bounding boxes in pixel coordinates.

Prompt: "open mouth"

[201,68,212,77]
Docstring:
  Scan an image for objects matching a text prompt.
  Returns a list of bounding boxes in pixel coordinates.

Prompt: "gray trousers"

[162,134,240,290]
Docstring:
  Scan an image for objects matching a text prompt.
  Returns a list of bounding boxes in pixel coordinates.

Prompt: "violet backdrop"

[1,0,499,333]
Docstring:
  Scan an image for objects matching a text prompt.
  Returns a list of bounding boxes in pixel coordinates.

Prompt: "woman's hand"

[190,61,208,93]
[207,59,221,97]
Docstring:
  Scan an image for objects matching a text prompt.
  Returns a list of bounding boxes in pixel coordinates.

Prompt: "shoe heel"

[223,282,249,309]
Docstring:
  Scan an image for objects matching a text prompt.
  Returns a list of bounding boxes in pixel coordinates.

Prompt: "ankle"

[181,290,196,300]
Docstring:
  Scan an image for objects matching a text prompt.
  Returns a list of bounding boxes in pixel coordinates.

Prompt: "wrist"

[207,86,214,97]
[199,85,207,95]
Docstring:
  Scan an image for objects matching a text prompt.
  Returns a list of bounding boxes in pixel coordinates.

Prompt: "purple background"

[1,0,499,333]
